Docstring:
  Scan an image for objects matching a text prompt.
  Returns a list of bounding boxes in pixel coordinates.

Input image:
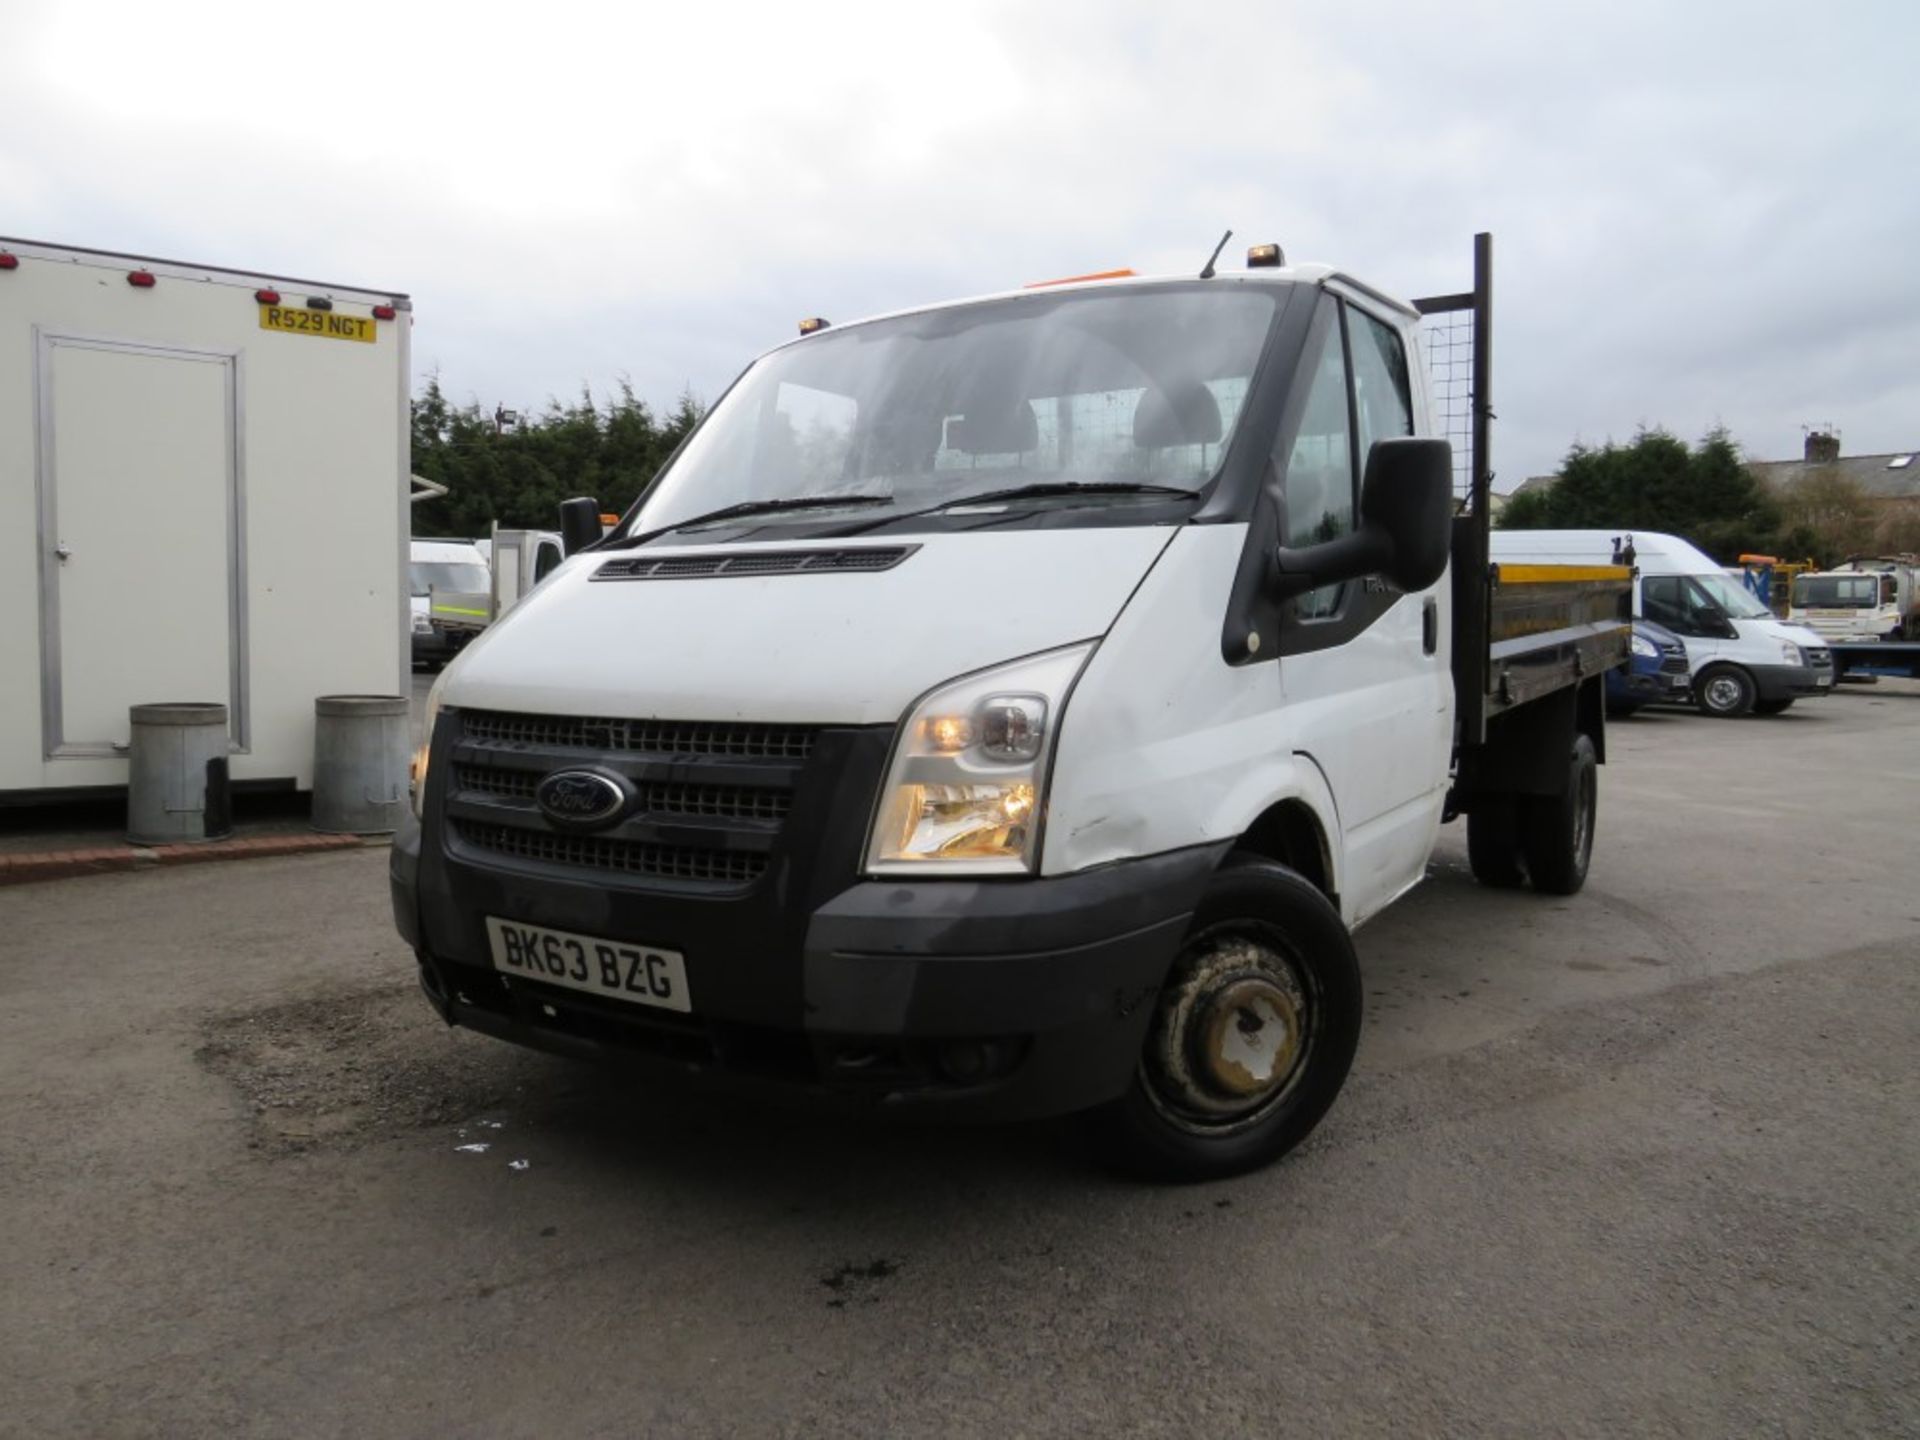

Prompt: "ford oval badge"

[534,769,630,830]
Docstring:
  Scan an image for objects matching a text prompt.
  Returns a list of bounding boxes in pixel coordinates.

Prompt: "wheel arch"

[1232,792,1339,912]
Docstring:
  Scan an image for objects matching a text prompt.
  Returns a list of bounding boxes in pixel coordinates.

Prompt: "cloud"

[4,0,1916,478]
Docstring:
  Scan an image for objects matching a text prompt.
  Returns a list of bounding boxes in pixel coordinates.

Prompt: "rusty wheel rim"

[1139,924,1317,1136]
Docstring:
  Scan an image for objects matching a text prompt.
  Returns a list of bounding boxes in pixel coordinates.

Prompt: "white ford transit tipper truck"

[1491,530,1831,717]
[394,235,1629,1177]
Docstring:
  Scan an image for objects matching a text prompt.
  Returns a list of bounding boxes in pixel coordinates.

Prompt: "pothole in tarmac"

[195,979,560,1154]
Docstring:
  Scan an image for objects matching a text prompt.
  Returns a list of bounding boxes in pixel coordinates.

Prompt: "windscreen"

[1794,575,1878,608]
[1690,572,1773,619]
[410,562,490,596]
[626,286,1280,539]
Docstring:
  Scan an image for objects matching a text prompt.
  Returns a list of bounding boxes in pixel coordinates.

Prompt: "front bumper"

[1613,665,1690,704]
[391,807,1226,1122]
[1749,661,1833,701]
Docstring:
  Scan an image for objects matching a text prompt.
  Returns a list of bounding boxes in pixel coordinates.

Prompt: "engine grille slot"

[453,820,768,886]
[461,711,816,760]
[593,546,914,582]
[453,764,792,821]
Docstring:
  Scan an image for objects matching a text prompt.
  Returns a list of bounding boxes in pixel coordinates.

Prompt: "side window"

[1349,308,1414,466]
[1642,576,1690,632]
[533,541,562,583]
[1280,307,1355,620]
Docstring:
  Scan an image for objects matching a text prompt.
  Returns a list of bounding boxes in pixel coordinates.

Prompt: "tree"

[1777,468,1876,563]
[408,379,700,537]
[1497,427,1784,562]
[1872,503,1920,556]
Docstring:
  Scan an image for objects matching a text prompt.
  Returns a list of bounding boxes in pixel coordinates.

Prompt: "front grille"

[1808,648,1833,670]
[453,764,792,821]
[462,711,816,760]
[453,820,768,886]
[1658,654,1689,675]
[593,546,915,582]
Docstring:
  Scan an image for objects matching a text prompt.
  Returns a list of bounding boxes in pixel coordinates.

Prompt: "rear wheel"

[1753,697,1795,716]
[1467,798,1525,887]
[1087,856,1361,1181]
[1695,664,1756,718]
[1519,733,1597,896]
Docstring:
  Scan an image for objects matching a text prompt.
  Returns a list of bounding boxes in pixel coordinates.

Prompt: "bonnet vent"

[594,545,917,582]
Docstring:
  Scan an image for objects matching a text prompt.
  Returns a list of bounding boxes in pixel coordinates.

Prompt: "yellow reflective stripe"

[432,605,489,617]
[1495,564,1633,584]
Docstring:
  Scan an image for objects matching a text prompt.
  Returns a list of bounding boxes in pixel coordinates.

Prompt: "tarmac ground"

[2,680,1916,1437]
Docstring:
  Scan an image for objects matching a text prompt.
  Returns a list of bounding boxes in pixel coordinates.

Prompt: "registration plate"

[258,303,377,343]
[485,917,691,1013]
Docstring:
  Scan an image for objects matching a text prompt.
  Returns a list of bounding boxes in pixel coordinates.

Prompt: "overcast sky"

[5,0,1914,487]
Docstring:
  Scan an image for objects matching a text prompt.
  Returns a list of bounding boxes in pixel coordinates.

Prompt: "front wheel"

[1695,664,1757,718]
[1086,856,1361,1181]
[1753,697,1795,716]
[1519,732,1598,896]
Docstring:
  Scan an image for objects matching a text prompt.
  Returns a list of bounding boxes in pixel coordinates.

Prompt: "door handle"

[1422,597,1438,655]
[54,543,72,562]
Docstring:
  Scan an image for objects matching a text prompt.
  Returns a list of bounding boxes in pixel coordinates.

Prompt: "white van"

[1492,530,1832,716]
[409,539,490,669]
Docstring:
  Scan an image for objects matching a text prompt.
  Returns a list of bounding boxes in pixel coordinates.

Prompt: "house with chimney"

[1749,429,1920,525]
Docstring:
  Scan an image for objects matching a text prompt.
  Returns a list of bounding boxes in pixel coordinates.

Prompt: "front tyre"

[1087,855,1361,1181]
[1695,664,1756,717]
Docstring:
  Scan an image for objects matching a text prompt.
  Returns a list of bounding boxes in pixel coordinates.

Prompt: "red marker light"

[128,270,157,288]
[0,252,18,271]
[372,304,396,320]
[255,288,281,304]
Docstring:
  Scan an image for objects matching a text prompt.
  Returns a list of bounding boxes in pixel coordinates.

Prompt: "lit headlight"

[1780,641,1804,664]
[867,643,1095,876]
[411,672,449,817]
[1629,633,1658,660]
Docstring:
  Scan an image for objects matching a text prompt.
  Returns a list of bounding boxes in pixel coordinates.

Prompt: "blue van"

[1608,618,1690,716]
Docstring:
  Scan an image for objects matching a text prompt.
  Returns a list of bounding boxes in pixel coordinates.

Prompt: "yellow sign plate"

[258,304,377,344]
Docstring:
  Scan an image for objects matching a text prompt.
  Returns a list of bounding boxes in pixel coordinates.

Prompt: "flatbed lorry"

[393,234,1628,1178]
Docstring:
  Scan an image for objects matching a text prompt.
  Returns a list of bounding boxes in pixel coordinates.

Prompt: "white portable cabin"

[0,238,411,801]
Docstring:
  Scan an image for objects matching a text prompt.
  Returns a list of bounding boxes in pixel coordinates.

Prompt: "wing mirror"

[1271,438,1453,601]
[558,496,603,556]
[1695,603,1739,640]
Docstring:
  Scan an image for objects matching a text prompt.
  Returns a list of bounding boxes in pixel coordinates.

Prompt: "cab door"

[1277,295,1450,923]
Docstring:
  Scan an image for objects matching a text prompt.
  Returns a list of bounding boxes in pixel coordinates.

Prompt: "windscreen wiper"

[607,494,892,549]
[826,481,1197,537]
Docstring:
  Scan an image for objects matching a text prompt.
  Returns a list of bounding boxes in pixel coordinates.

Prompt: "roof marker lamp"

[799,317,830,335]
[1246,243,1284,268]
[867,642,1094,876]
